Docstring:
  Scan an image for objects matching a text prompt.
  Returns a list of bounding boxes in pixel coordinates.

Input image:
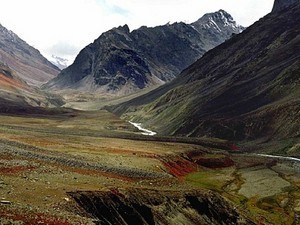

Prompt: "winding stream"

[127,122,300,164]
[253,153,300,163]
[129,121,157,136]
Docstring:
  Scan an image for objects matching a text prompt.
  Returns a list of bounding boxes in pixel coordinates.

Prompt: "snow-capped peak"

[192,10,244,33]
[49,55,69,70]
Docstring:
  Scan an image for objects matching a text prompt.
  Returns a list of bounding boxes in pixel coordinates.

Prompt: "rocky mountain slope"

[110,1,300,143]
[272,0,299,12]
[0,23,60,86]
[0,62,63,113]
[45,10,243,95]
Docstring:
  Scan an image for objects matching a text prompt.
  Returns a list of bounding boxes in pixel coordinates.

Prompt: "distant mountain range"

[45,10,244,95]
[49,55,69,70]
[110,0,300,143]
[0,24,60,86]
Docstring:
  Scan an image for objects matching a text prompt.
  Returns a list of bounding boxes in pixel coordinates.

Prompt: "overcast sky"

[0,0,274,63]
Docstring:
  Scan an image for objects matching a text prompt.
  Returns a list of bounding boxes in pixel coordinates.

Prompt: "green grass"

[185,168,235,191]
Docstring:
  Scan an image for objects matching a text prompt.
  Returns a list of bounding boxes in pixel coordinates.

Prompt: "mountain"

[109,1,300,144]
[49,55,69,70]
[191,10,243,49]
[44,10,244,95]
[272,0,299,12]
[0,62,63,113]
[0,23,60,86]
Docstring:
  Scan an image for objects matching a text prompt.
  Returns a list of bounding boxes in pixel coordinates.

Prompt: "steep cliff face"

[69,189,253,225]
[272,0,299,12]
[45,10,243,95]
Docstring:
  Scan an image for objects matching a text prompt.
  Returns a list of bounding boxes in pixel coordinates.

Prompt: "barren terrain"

[0,110,298,224]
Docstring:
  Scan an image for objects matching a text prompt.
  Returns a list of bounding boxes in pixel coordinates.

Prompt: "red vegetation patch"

[0,166,36,174]
[192,156,235,169]
[161,157,197,178]
[228,143,240,151]
[0,154,15,160]
[0,73,29,91]
[0,211,70,225]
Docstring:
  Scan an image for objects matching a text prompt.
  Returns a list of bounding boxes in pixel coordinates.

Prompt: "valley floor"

[0,110,299,224]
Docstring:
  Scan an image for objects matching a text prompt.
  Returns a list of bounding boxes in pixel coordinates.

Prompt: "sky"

[0,0,274,64]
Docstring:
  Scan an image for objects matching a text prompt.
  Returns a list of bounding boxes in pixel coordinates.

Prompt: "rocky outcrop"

[45,10,243,95]
[69,189,253,225]
[0,23,60,86]
[272,0,299,12]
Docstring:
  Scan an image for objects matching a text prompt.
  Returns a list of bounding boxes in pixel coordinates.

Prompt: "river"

[129,121,157,136]
[253,153,300,163]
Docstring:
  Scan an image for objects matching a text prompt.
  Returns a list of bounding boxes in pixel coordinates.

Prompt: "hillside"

[109,1,300,146]
[0,23,60,86]
[44,10,243,95]
[0,62,63,113]
[272,0,299,12]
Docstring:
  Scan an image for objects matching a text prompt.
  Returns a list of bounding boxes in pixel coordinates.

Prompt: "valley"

[0,110,299,224]
[0,0,299,224]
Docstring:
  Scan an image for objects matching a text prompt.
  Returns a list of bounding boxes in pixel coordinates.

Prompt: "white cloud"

[0,0,274,63]
[45,41,80,60]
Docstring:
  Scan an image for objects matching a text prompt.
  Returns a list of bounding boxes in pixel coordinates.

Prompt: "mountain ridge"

[0,23,60,86]
[44,10,244,95]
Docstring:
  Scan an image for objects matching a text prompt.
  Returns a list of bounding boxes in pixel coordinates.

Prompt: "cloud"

[0,0,127,61]
[110,5,130,16]
[45,41,80,59]
[96,0,130,16]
